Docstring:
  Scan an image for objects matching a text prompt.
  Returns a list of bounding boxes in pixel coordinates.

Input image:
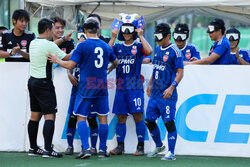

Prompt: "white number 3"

[94,47,104,68]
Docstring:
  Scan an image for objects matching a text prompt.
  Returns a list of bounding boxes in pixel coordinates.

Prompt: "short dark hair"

[38,18,54,34]
[83,18,99,34]
[50,17,66,27]
[12,9,30,23]
[88,14,101,23]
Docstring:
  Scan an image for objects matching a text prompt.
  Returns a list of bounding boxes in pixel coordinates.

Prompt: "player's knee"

[87,117,98,129]
[164,120,176,133]
[117,114,127,123]
[68,115,77,128]
[133,113,143,123]
[145,119,157,131]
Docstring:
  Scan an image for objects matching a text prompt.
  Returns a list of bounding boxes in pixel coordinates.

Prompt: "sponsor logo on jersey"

[61,48,66,53]
[119,58,135,64]
[8,41,12,45]
[163,52,169,62]
[118,49,122,53]
[21,40,27,47]
[153,63,165,71]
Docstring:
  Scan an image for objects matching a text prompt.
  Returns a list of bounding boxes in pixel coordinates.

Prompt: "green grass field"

[1,152,250,167]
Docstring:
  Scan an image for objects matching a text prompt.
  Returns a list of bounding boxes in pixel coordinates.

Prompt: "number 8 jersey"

[113,41,145,90]
[151,43,184,100]
[70,38,116,98]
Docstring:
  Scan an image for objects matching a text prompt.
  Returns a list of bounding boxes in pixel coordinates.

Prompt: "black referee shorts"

[28,77,57,114]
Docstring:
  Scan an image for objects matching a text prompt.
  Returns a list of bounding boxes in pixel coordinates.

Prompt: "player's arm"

[54,30,74,46]
[47,52,76,69]
[163,68,184,99]
[108,29,119,48]
[136,28,153,56]
[0,35,12,58]
[0,50,11,58]
[236,47,250,65]
[185,52,220,65]
[147,74,153,97]
[67,69,78,86]
[15,43,29,60]
[108,58,119,74]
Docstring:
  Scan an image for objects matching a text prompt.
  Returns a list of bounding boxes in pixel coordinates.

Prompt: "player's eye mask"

[154,33,164,41]
[207,25,219,33]
[121,25,135,34]
[173,33,187,41]
[226,33,239,41]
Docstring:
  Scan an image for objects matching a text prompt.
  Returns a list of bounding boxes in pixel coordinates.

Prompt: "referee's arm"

[47,52,76,69]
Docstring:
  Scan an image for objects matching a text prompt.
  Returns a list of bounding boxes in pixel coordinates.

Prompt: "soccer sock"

[168,130,177,154]
[28,120,39,149]
[43,120,55,151]
[135,120,146,144]
[66,128,76,147]
[77,121,89,150]
[116,123,126,143]
[149,126,162,147]
[99,124,108,151]
[90,128,98,149]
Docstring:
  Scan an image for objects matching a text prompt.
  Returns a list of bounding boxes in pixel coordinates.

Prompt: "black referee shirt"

[0,29,35,62]
[58,39,75,54]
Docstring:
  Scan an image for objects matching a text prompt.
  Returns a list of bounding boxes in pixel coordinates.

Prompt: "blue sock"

[116,123,126,143]
[90,128,98,149]
[135,121,146,143]
[149,126,162,147]
[168,130,177,154]
[77,121,89,150]
[99,124,108,151]
[66,127,76,147]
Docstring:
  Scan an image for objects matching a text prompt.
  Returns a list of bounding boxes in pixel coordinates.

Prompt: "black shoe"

[110,144,124,155]
[134,145,144,156]
[76,148,92,159]
[90,147,97,155]
[65,146,74,155]
[42,149,63,158]
[98,150,110,158]
[28,147,44,156]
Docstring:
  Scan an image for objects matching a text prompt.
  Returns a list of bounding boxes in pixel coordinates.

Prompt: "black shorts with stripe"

[28,77,57,114]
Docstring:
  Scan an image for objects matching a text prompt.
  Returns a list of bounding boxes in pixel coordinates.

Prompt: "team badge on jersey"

[131,46,137,55]
[21,40,27,47]
[186,49,191,59]
[239,54,243,58]
[163,52,169,62]
[61,48,66,53]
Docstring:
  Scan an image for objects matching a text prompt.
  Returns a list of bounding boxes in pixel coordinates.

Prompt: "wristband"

[9,50,13,56]
[171,81,178,87]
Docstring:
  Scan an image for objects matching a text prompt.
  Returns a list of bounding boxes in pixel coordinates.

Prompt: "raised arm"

[136,28,153,56]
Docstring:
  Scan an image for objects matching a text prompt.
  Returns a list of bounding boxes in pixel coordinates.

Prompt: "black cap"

[83,17,99,30]
[155,23,171,34]
[207,18,225,34]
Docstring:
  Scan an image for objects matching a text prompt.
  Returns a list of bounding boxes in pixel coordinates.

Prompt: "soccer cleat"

[42,149,63,158]
[76,148,92,159]
[110,144,124,155]
[90,147,97,155]
[28,147,44,156]
[65,146,74,155]
[134,145,144,156]
[98,150,110,158]
[147,145,166,157]
[161,151,176,160]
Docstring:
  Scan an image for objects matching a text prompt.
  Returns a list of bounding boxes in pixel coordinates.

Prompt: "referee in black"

[27,18,72,158]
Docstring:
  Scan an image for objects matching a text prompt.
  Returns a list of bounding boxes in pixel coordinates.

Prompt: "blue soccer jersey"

[179,43,200,61]
[209,37,231,64]
[70,38,114,98]
[151,43,184,100]
[113,41,145,90]
[229,49,250,64]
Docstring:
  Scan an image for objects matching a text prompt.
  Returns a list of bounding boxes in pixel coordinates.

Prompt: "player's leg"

[160,99,177,161]
[65,89,77,155]
[74,98,92,159]
[87,105,98,155]
[95,97,110,158]
[145,98,166,157]
[110,90,128,155]
[130,90,146,156]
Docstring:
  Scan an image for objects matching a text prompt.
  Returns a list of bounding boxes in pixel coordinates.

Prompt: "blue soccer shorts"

[112,89,144,115]
[72,96,108,117]
[146,97,176,122]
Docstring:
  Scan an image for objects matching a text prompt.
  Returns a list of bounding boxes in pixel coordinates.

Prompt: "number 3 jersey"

[70,38,116,98]
[151,43,184,100]
[113,41,145,90]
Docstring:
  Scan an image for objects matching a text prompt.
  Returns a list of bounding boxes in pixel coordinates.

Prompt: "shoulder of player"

[170,44,182,57]
[239,48,250,55]
[1,30,12,36]
[23,30,35,36]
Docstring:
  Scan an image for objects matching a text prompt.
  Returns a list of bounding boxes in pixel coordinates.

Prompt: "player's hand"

[65,30,75,40]
[12,43,21,55]
[68,72,78,87]
[163,87,174,99]
[135,28,143,37]
[183,61,189,66]
[147,85,152,97]
[46,52,60,63]
[111,29,119,39]
[189,57,198,62]
[108,65,115,74]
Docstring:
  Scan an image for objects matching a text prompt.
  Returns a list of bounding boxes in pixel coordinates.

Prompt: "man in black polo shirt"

[0,9,35,62]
